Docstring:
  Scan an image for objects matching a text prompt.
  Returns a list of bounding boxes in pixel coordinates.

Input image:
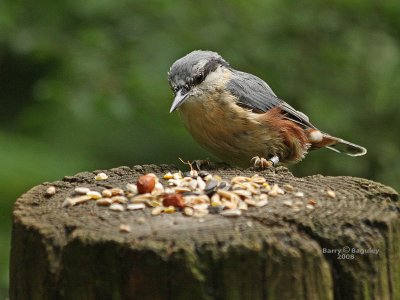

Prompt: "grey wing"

[227,70,315,128]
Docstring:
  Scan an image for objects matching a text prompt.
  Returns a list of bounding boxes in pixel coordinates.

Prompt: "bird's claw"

[191,160,231,171]
[251,156,273,169]
[250,155,279,169]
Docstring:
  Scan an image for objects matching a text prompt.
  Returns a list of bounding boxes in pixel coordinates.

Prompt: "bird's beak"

[170,89,189,113]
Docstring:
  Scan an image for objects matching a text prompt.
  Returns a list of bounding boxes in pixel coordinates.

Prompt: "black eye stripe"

[191,60,220,85]
[203,58,228,76]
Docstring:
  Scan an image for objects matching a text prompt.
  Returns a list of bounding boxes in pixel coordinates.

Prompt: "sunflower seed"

[183,206,194,216]
[126,183,138,194]
[258,193,268,201]
[221,200,237,209]
[232,189,252,198]
[193,203,209,211]
[131,193,153,203]
[87,191,102,199]
[173,172,182,179]
[126,203,146,210]
[147,200,161,207]
[119,224,131,233]
[137,217,146,224]
[231,176,250,184]
[210,194,222,206]
[283,184,294,192]
[45,186,56,197]
[74,187,90,195]
[101,189,113,197]
[245,199,257,206]
[220,209,242,217]
[95,172,108,181]
[192,195,210,204]
[268,184,284,196]
[167,179,180,186]
[293,192,304,198]
[218,181,229,190]
[294,200,304,206]
[283,200,293,207]
[151,206,163,215]
[204,179,218,194]
[203,174,213,182]
[217,190,240,202]
[188,179,198,190]
[251,175,266,184]
[231,183,246,190]
[110,188,124,196]
[109,203,124,211]
[196,176,206,190]
[96,198,113,206]
[111,196,128,203]
[62,195,92,207]
[193,210,209,218]
[198,170,209,178]
[255,199,268,207]
[173,187,192,193]
[327,190,336,198]
[238,201,248,210]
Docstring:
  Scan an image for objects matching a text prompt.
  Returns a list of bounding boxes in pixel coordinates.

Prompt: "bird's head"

[168,50,229,112]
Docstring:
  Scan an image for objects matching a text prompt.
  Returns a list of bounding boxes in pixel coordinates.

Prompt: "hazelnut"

[137,174,156,194]
[162,193,184,208]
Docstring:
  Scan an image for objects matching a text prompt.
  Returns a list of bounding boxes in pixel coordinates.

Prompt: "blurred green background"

[1,0,399,297]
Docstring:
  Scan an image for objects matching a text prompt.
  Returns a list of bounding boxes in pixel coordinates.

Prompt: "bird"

[168,50,367,168]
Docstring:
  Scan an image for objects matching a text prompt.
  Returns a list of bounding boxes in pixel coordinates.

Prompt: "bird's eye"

[194,73,204,84]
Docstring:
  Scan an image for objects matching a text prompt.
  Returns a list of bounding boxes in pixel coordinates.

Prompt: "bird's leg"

[191,160,231,171]
[269,155,279,166]
[251,155,280,169]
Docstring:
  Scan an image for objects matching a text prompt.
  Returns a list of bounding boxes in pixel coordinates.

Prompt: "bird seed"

[60,171,315,219]
[45,186,56,197]
[119,224,131,233]
[109,203,124,212]
[95,172,108,181]
[127,203,146,210]
[327,190,336,198]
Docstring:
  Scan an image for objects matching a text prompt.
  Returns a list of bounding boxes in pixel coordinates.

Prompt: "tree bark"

[10,165,399,300]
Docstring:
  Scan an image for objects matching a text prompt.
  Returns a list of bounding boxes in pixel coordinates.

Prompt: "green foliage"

[1,0,399,297]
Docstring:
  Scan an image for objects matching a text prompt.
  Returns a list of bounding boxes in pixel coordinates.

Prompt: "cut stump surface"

[10,165,400,300]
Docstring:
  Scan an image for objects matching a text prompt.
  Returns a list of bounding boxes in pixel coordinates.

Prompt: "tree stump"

[10,165,399,300]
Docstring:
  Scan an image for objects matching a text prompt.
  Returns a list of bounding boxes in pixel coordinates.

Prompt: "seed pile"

[60,171,333,217]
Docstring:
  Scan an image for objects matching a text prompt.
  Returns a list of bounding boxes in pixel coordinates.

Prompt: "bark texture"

[10,165,400,300]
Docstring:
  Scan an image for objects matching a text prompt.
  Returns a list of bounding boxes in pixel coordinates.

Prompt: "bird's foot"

[187,159,231,171]
[250,155,279,169]
[179,157,232,171]
[251,156,272,169]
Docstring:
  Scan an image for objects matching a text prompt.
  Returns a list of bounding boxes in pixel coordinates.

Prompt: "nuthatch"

[168,50,367,168]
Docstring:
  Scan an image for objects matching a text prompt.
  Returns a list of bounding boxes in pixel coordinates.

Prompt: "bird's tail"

[307,129,367,156]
